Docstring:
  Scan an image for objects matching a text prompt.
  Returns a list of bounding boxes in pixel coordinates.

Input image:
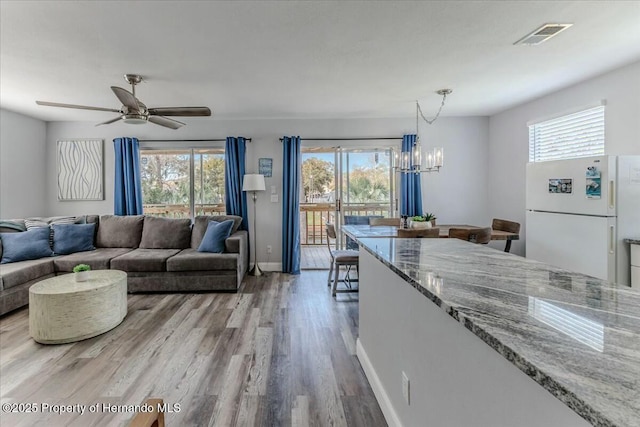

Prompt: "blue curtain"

[113,137,143,215]
[282,136,301,274]
[400,134,423,217]
[224,137,249,231]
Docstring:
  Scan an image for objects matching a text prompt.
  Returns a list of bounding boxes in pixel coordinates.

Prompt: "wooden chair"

[449,227,492,244]
[370,217,401,226]
[491,218,521,252]
[397,228,440,238]
[325,223,359,296]
[128,398,165,427]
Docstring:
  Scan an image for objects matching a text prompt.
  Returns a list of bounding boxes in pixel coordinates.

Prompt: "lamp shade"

[242,174,266,192]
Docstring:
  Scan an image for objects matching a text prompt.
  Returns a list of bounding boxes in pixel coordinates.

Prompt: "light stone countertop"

[357,237,640,427]
[624,238,640,245]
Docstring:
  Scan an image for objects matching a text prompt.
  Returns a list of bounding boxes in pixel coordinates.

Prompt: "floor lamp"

[242,174,266,276]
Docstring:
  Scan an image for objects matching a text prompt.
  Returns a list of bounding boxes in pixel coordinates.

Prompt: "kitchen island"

[356,237,640,427]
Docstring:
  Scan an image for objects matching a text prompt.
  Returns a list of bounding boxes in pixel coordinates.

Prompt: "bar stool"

[449,227,492,244]
[491,218,521,252]
[325,223,359,296]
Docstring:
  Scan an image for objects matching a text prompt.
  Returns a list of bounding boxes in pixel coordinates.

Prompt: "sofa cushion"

[96,215,144,248]
[0,257,55,290]
[52,223,96,255]
[198,220,234,253]
[1,228,53,264]
[53,248,133,272]
[139,216,191,249]
[167,248,239,272]
[110,249,181,272]
[191,215,243,248]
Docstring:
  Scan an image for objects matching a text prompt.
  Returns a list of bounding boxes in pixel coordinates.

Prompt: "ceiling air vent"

[514,23,573,46]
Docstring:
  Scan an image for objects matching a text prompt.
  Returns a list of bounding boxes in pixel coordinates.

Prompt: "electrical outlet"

[267,245,272,254]
[402,371,410,405]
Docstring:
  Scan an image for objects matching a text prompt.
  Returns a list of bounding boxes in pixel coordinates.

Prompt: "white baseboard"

[356,338,402,427]
[252,262,282,272]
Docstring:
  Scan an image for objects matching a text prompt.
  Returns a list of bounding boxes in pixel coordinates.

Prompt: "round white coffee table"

[29,270,127,344]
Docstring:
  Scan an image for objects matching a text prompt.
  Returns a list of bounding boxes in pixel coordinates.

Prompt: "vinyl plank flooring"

[0,271,386,426]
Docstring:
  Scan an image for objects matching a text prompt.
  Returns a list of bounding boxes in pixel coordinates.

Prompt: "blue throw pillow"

[197,220,234,253]
[52,223,96,255]
[0,228,53,264]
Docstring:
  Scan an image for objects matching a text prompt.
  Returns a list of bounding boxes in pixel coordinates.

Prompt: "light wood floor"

[301,246,332,270]
[0,271,385,427]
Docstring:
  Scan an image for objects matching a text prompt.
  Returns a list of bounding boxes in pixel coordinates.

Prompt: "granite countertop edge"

[358,241,616,427]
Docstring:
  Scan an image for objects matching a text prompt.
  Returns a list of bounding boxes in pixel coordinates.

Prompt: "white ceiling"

[1,1,639,123]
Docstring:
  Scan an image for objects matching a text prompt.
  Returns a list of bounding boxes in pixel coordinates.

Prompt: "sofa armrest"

[225,230,249,276]
[225,230,248,254]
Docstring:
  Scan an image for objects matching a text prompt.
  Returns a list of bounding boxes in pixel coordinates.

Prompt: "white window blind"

[528,106,605,162]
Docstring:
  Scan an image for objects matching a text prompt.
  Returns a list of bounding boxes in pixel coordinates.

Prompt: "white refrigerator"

[526,155,640,286]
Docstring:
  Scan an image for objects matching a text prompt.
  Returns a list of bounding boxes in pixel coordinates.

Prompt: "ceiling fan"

[36,74,211,129]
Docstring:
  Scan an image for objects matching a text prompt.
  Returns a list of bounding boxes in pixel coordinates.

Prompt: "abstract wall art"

[57,139,104,201]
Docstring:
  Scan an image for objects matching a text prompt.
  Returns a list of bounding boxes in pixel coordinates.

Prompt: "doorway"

[300,146,396,269]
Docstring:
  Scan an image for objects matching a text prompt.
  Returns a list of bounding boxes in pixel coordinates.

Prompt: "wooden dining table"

[342,224,520,251]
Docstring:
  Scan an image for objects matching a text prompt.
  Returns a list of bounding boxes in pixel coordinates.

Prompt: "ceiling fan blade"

[147,107,211,117]
[36,100,120,113]
[95,116,124,126]
[111,86,140,111]
[148,115,185,130]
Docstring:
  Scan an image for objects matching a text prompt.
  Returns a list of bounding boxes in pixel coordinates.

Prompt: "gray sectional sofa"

[0,214,248,316]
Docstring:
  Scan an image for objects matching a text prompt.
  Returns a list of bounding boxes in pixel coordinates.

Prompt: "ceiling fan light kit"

[36,74,211,129]
[122,114,147,125]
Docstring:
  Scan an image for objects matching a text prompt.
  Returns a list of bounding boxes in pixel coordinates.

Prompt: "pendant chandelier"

[395,89,452,174]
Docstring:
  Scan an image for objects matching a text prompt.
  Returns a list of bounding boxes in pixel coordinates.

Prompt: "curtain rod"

[278,137,403,142]
[138,138,252,142]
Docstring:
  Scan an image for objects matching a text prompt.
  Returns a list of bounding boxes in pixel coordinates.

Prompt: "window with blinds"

[528,105,605,162]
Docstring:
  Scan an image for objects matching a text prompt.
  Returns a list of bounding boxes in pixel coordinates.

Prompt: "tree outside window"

[140,148,225,218]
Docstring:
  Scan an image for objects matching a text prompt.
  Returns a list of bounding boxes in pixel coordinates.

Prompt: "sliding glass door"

[300,147,396,252]
[339,148,395,224]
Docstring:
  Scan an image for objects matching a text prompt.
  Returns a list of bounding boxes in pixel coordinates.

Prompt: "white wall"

[0,109,47,218]
[488,60,640,256]
[44,117,489,268]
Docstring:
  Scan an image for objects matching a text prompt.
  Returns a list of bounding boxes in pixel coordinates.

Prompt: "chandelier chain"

[416,91,448,126]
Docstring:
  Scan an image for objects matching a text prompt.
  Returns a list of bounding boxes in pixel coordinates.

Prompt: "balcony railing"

[144,202,390,246]
[143,204,226,218]
[300,202,391,245]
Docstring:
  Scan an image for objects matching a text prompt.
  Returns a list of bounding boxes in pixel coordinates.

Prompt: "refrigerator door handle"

[609,225,615,254]
[609,180,615,209]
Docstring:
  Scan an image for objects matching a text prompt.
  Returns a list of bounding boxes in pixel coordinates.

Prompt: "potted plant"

[423,212,437,227]
[73,264,91,282]
[409,215,432,229]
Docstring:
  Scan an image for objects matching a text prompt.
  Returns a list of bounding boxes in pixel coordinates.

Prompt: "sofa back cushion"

[191,215,243,249]
[0,227,53,264]
[96,215,144,248]
[139,216,192,249]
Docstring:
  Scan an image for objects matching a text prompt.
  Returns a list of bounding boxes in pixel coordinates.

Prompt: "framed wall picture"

[259,158,273,177]
[57,139,104,201]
